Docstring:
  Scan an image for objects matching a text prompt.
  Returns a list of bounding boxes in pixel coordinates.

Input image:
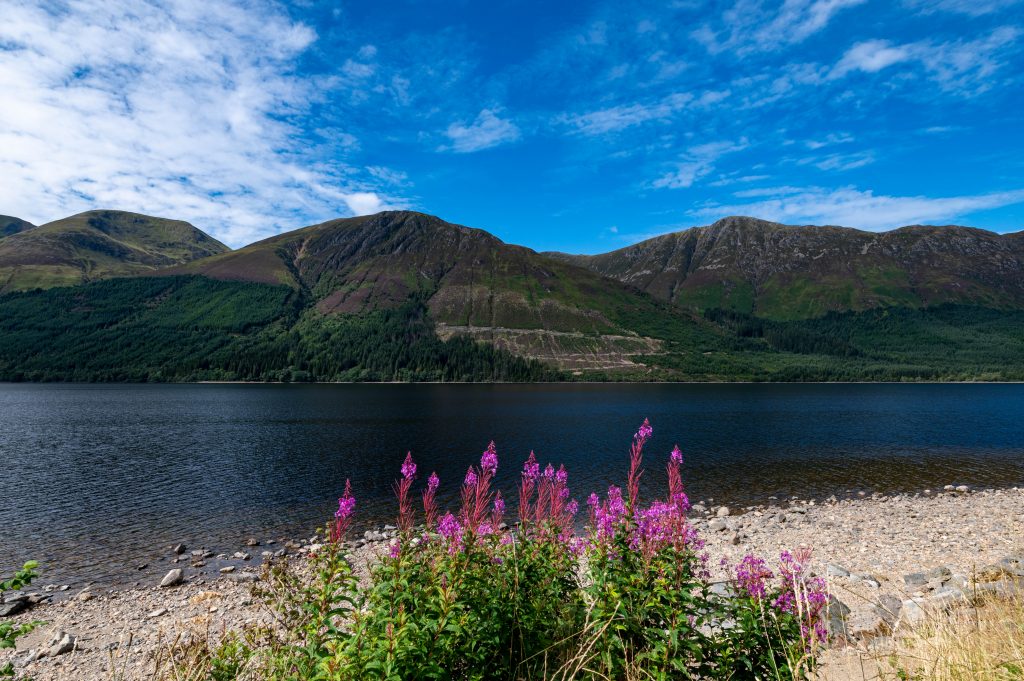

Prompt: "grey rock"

[0,597,29,617]
[225,572,258,583]
[826,564,850,578]
[173,543,187,555]
[955,485,969,493]
[874,595,902,628]
[39,631,76,658]
[903,572,928,588]
[274,548,287,558]
[219,566,235,574]
[926,566,952,581]
[708,518,728,532]
[147,607,167,618]
[728,532,741,545]
[246,538,260,547]
[159,569,184,588]
[826,596,852,638]
[716,506,730,517]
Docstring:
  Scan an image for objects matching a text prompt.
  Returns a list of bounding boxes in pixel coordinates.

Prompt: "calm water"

[2,383,1024,587]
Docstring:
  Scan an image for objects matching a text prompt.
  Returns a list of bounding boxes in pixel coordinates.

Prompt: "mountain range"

[0,209,1021,382]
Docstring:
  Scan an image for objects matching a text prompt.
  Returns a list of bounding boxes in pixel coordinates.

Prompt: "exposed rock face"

[549,216,1024,319]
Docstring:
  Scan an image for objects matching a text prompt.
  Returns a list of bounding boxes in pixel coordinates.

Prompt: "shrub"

[193,421,827,680]
[1,561,43,677]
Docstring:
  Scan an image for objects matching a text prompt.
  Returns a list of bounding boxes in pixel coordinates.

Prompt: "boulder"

[159,569,184,588]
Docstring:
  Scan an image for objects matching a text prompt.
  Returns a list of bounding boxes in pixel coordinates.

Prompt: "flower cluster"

[735,554,774,600]
[773,549,829,645]
[330,479,355,542]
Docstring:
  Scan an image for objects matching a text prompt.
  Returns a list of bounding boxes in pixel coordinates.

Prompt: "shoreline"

[3,380,1024,386]
[3,486,1022,679]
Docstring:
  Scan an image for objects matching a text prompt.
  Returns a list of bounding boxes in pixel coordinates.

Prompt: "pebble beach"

[3,485,1023,680]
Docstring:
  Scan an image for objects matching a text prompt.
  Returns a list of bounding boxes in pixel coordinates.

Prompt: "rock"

[224,572,258,584]
[136,563,148,571]
[903,572,928,588]
[874,595,902,628]
[0,596,29,617]
[943,485,955,492]
[826,564,850,578]
[39,631,76,658]
[926,566,952,581]
[160,569,184,588]
[147,608,167,618]
[77,591,94,602]
[232,552,251,560]
[716,506,730,518]
[728,532,740,545]
[173,543,187,555]
[955,485,969,493]
[847,607,886,639]
[826,596,852,638]
[708,518,728,532]
[219,566,236,574]
[273,548,287,558]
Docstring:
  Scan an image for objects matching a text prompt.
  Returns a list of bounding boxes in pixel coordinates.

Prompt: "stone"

[273,549,287,558]
[955,485,969,493]
[716,506,730,517]
[225,572,258,583]
[40,631,76,658]
[826,564,850,578]
[903,572,928,588]
[826,596,851,638]
[232,552,251,561]
[77,591,94,602]
[160,569,184,588]
[173,543,187,555]
[219,566,235,574]
[728,532,740,545]
[147,608,167,618]
[708,518,728,532]
[943,485,955,491]
[0,596,28,617]
[847,607,886,639]
[874,595,902,628]
[691,503,707,514]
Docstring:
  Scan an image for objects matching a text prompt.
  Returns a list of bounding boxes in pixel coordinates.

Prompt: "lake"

[2,383,1023,587]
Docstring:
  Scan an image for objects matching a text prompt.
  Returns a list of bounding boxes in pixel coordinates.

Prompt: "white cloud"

[831,28,1021,94]
[695,0,867,55]
[832,40,912,76]
[0,0,404,247]
[903,0,1023,16]
[692,186,1024,230]
[564,90,729,136]
[440,109,521,153]
[653,139,749,189]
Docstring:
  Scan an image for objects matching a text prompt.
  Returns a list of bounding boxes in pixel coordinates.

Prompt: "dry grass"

[822,586,1024,681]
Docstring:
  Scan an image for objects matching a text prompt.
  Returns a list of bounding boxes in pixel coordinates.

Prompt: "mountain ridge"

[546,216,1024,319]
[0,210,229,292]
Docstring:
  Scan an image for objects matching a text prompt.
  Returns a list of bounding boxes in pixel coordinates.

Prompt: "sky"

[1,0,1022,252]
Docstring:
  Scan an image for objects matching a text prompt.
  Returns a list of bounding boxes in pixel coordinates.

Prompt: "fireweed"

[199,420,827,680]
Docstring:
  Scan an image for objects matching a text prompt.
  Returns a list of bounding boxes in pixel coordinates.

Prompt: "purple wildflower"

[428,472,439,492]
[494,496,506,515]
[670,445,683,465]
[555,467,567,485]
[636,419,653,440]
[735,555,773,600]
[566,499,579,516]
[438,512,464,554]
[400,452,416,481]
[522,452,540,481]
[464,466,478,487]
[587,493,599,508]
[336,491,356,519]
[543,464,555,480]
[480,442,498,476]
[388,542,401,559]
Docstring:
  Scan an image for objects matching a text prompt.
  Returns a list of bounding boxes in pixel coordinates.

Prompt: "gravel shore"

[2,486,1022,680]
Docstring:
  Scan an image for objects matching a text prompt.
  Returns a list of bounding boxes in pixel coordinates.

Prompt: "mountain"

[0,210,229,292]
[0,209,1022,382]
[548,216,1024,319]
[1,216,35,239]
[167,210,708,371]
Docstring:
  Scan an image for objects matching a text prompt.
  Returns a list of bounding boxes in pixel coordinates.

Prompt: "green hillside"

[0,210,229,292]
[549,216,1024,320]
[0,216,35,239]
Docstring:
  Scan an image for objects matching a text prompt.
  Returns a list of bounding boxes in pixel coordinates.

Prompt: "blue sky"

[1,0,1022,251]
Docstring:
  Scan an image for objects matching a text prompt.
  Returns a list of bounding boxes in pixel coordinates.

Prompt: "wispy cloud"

[902,0,1023,16]
[830,28,1022,94]
[692,186,1024,230]
[0,0,406,247]
[653,139,749,189]
[694,0,867,55]
[440,109,521,153]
